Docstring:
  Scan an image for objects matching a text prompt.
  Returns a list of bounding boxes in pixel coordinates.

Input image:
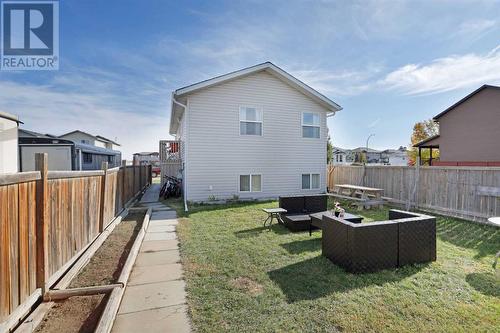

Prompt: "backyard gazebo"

[414,135,440,166]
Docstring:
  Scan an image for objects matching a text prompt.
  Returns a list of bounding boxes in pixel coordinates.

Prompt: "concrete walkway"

[112,185,191,333]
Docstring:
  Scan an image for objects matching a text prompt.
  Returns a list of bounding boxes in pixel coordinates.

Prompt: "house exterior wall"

[184,71,328,202]
[0,117,18,173]
[438,88,500,162]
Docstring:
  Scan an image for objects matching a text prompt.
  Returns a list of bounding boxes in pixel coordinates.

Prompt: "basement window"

[240,107,263,136]
[302,173,320,190]
[239,174,262,192]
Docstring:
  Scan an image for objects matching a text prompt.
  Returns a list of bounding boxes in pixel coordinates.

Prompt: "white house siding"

[184,71,328,202]
[0,117,19,173]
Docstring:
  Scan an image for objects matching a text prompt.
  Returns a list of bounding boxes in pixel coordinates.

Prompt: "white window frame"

[301,173,320,190]
[239,174,263,193]
[301,112,320,139]
[239,106,263,136]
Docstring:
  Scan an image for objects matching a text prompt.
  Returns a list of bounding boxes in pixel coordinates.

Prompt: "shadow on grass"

[466,272,500,297]
[234,224,289,238]
[281,238,321,254]
[436,217,500,259]
[268,256,427,303]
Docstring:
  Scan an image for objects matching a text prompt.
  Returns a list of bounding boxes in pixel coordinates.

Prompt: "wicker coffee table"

[309,211,363,236]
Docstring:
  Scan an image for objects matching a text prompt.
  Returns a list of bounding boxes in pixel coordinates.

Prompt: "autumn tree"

[408,119,440,165]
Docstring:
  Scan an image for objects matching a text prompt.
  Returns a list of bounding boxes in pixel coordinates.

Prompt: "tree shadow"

[234,224,289,238]
[281,238,321,254]
[268,256,427,303]
[465,272,500,297]
[436,217,500,259]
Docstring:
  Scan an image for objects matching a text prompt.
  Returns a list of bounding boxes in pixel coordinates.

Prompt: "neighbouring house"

[414,85,500,166]
[333,147,348,165]
[0,111,22,173]
[169,62,342,203]
[133,152,160,176]
[133,152,159,166]
[59,130,120,150]
[380,147,408,166]
[18,129,122,171]
[332,146,408,166]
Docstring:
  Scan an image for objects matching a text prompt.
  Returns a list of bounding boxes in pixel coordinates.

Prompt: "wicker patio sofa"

[322,209,436,273]
[278,195,328,232]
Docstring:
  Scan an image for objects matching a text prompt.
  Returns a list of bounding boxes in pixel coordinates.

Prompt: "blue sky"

[1,0,500,158]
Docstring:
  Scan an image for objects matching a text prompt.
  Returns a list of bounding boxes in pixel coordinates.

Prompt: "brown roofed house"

[415,85,500,166]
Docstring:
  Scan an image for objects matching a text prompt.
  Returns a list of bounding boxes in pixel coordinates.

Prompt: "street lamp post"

[366,133,375,150]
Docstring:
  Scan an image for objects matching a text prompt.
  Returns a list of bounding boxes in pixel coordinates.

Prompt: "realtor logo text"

[1,0,59,70]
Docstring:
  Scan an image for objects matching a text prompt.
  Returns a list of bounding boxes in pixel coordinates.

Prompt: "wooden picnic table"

[334,184,384,199]
[329,184,384,210]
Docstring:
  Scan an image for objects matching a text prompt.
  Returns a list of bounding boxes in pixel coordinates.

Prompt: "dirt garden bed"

[34,211,145,333]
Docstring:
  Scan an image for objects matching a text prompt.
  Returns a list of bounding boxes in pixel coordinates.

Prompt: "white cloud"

[380,45,500,95]
[455,19,496,38]
[292,66,382,96]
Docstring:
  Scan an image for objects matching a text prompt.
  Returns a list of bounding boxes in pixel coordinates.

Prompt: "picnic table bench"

[328,184,384,210]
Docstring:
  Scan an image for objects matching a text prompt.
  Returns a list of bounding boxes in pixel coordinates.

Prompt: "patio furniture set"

[263,194,437,273]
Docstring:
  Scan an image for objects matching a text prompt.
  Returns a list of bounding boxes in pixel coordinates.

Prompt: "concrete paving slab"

[118,280,187,314]
[135,250,180,266]
[140,184,160,203]
[128,263,183,286]
[148,225,176,233]
[141,240,179,252]
[144,232,177,241]
[112,304,191,333]
[151,210,178,220]
[148,218,178,226]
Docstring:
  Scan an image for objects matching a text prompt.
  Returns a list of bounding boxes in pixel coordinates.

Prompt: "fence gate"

[159,140,183,185]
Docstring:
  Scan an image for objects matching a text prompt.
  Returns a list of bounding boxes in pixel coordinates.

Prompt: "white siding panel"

[185,71,329,201]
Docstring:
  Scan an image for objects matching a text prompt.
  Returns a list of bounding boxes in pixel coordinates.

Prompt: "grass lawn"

[165,198,500,333]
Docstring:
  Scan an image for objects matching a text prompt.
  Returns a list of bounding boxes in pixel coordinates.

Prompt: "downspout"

[172,94,189,212]
[326,109,339,190]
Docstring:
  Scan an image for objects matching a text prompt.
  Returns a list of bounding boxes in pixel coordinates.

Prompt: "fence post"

[415,157,420,209]
[35,153,49,293]
[149,165,152,185]
[134,164,137,193]
[98,161,108,232]
[121,160,127,206]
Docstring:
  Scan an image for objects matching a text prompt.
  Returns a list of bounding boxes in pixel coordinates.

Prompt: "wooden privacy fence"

[327,164,500,223]
[0,154,151,331]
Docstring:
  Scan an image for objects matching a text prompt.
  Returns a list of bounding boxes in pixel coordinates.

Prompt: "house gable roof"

[169,62,343,134]
[433,84,500,120]
[413,134,441,148]
[59,130,120,146]
[96,135,121,146]
[0,111,23,124]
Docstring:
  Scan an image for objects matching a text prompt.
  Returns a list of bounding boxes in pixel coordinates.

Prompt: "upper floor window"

[81,139,90,144]
[302,112,320,138]
[240,107,262,136]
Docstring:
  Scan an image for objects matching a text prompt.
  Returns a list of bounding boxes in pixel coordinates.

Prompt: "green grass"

[165,198,500,333]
